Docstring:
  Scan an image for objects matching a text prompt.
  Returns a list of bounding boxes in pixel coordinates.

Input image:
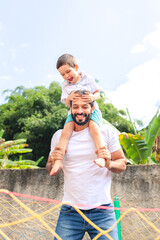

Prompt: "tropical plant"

[0,129,43,169]
[119,107,160,164]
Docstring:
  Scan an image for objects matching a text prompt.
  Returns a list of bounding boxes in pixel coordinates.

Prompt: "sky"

[0,0,160,129]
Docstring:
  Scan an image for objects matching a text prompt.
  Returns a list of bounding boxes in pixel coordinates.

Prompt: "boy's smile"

[58,64,81,84]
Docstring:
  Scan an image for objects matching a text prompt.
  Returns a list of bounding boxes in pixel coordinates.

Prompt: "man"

[46,90,127,240]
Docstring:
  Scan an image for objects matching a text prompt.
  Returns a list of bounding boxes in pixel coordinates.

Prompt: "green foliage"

[144,107,160,156]
[0,130,43,169]
[0,82,136,166]
[0,82,68,166]
[97,92,134,133]
[119,108,160,164]
[119,133,149,164]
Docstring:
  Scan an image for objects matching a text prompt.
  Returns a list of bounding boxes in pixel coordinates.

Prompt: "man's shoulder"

[100,123,119,138]
[52,129,62,140]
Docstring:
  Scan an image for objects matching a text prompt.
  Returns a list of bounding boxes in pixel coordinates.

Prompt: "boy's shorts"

[65,109,101,126]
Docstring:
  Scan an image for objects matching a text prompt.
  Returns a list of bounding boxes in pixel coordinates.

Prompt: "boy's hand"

[82,92,95,103]
[69,92,81,101]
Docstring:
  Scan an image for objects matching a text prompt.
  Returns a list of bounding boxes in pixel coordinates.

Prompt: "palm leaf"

[0,148,32,156]
[0,159,18,168]
[0,130,4,138]
[145,110,160,156]
[0,139,27,150]
[119,133,149,164]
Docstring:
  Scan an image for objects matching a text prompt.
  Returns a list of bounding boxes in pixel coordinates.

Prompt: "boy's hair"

[70,90,95,108]
[56,54,77,69]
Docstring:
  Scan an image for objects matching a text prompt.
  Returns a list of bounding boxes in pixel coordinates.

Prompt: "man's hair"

[70,90,95,108]
[56,54,77,69]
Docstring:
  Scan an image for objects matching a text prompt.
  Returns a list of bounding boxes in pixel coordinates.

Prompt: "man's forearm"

[108,158,127,173]
[46,155,53,173]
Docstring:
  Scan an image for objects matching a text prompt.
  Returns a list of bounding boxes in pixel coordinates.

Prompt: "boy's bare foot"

[50,147,66,176]
[94,158,105,168]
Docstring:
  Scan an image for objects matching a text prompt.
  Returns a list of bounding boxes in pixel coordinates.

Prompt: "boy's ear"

[75,64,79,71]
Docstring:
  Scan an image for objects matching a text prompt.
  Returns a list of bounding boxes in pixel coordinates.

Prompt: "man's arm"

[46,155,53,174]
[109,149,127,173]
[97,147,127,173]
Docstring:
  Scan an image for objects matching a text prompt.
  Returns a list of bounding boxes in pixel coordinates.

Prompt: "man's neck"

[74,122,89,132]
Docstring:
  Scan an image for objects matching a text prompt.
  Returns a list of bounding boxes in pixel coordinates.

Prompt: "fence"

[0,189,160,240]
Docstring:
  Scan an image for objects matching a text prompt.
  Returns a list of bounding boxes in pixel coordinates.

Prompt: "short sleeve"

[49,130,62,155]
[101,125,121,153]
[87,75,101,93]
[61,84,68,103]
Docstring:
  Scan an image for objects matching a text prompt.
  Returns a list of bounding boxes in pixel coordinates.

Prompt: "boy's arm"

[92,90,100,100]
[82,90,100,103]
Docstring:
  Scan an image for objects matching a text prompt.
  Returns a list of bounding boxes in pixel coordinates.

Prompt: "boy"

[50,54,106,175]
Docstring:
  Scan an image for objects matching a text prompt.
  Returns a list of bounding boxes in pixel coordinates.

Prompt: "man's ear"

[92,106,95,113]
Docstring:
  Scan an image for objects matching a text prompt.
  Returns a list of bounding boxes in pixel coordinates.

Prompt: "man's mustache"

[74,113,87,117]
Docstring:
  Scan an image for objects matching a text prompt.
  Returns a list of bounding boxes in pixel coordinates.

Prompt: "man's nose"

[77,107,83,113]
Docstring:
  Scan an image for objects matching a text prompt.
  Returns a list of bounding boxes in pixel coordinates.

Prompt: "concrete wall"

[0,165,160,207]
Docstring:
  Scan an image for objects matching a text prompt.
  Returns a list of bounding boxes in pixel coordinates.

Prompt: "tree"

[0,82,68,166]
[0,82,134,166]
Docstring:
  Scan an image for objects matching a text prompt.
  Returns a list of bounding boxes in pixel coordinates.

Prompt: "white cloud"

[0,76,11,80]
[131,43,146,54]
[106,58,160,128]
[0,42,4,46]
[20,43,29,48]
[10,48,16,61]
[131,22,160,54]
[1,60,7,67]
[13,66,25,74]
[107,24,160,129]
[0,22,3,31]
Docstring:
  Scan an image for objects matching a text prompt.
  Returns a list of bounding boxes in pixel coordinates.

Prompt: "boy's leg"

[57,120,74,153]
[89,120,106,168]
[54,205,85,240]
[50,121,74,175]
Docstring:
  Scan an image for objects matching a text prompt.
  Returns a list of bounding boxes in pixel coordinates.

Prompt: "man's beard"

[71,110,92,125]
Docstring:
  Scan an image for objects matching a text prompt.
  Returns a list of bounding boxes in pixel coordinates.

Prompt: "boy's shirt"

[61,71,101,104]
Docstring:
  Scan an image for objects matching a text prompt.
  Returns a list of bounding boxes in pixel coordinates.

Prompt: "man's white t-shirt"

[50,124,121,210]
